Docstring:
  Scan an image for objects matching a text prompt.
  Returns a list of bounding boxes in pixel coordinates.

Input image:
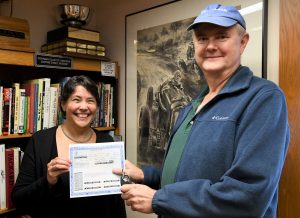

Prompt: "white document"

[69,141,125,198]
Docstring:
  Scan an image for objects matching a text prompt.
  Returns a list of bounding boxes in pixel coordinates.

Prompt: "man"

[116,4,290,217]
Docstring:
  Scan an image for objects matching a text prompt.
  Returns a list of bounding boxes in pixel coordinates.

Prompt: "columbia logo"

[212,116,229,120]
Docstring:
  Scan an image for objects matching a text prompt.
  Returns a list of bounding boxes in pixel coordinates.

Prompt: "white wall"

[267,0,279,84]
[95,1,173,217]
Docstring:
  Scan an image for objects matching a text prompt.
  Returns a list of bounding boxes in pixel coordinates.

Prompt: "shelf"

[0,46,35,66]
[0,133,32,139]
[0,127,115,139]
[0,47,105,72]
[0,207,15,215]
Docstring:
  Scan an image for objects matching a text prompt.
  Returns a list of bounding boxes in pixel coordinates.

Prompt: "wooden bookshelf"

[0,48,119,217]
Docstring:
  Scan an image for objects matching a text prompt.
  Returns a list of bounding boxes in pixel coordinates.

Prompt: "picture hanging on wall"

[125,0,268,168]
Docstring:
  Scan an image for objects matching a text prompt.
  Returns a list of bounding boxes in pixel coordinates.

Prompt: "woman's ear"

[61,101,66,112]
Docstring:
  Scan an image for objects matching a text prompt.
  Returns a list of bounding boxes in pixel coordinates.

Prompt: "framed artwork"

[125,0,268,167]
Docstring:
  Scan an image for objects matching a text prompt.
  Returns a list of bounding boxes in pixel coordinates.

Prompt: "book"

[24,96,29,133]
[0,86,3,135]
[21,82,35,133]
[47,26,101,43]
[0,144,6,209]
[2,88,11,135]
[25,79,43,131]
[12,83,20,134]
[48,86,58,128]
[9,86,15,134]
[5,148,14,209]
[18,89,26,134]
[12,147,21,184]
[42,78,51,130]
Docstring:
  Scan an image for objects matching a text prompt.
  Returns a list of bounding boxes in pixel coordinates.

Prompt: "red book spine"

[5,148,14,209]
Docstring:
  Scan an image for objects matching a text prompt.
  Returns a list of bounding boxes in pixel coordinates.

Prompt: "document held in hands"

[69,141,125,198]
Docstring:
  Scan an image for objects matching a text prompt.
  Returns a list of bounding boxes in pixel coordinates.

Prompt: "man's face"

[192,23,249,76]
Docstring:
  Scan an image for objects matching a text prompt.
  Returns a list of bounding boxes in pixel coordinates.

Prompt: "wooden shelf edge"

[0,207,15,214]
[0,127,115,140]
[0,49,104,72]
[0,133,32,139]
[94,126,115,131]
[0,48,34,66]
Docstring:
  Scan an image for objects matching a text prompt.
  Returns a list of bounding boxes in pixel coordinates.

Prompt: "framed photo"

[125,0,268,167]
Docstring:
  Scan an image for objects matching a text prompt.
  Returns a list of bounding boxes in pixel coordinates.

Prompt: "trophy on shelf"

[58,4,90,28]
[42,4,107,60]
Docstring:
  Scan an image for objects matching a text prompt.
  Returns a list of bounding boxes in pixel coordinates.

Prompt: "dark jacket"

[12,126,126,218]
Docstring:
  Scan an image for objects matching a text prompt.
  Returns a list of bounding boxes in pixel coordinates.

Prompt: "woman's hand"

[47,157,71,186]
[112,160,144,183]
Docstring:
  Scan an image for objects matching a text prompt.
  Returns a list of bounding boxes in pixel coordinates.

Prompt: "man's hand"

[113,160,144,183]
[121,184,156,214]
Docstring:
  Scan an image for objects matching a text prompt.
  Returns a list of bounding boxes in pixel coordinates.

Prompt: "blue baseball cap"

[187,3,246,30]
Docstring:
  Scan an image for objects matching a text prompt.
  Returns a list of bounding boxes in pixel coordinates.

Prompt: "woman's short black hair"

[60,75,100,118]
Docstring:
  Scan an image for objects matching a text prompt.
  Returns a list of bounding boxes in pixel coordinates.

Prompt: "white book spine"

[48,86,58,128]
[0,144,7,209]
[42,78,51,129]
[12,147,21,183]
[18,89,26,134]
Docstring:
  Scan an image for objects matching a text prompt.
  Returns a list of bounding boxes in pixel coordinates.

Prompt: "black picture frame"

[125,0,268,166]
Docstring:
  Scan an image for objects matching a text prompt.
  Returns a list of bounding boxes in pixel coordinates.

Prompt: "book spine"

[36,79,43,131]
[20,83,34,134]
[18,89,26,134]
[33,83,39,132]
[12,83,20,134]
[23,96,28,133]
[10,87,15,134]
[5,148,14,209]
[42,78,51,129]
[12,147,21,184]
[0,144,6,209]
[48,86,58,128]
[0,86,3,135]
[2,88,11,135]
[110,86,114,126]
[8,88,12,134]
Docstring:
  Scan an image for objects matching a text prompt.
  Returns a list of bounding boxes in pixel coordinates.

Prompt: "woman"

[12,75,126,218]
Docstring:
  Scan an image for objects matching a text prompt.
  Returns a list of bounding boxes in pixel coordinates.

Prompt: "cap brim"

[187,17,238,30]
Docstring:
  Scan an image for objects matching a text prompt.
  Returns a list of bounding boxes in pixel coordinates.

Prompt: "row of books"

[0,144,24,210]
[0,78,61,135]
[0,77,115,136]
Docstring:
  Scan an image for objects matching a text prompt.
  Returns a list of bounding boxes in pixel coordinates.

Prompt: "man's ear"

[240,32,249,54]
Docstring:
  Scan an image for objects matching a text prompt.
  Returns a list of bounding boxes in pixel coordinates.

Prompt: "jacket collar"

[218,65,253,95]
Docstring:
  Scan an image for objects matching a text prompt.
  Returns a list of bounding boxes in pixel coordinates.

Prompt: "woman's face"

[61,85,98,128]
